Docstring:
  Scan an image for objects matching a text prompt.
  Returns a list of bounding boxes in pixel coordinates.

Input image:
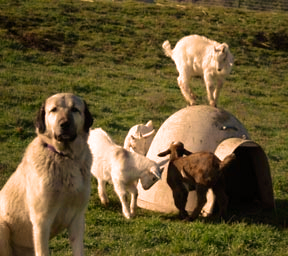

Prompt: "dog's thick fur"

[0,93,93,256]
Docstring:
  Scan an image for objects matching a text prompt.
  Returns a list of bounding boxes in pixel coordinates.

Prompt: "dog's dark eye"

[50,107,57,113]
[71,107,80,113]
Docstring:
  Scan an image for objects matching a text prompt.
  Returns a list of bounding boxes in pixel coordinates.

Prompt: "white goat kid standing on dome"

[123,120,155,156]
[162,35,234,107]
[88,128,163,219]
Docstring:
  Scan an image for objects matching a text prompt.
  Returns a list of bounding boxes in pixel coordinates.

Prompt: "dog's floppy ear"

[84,101,93,133]
[35,103,46,134]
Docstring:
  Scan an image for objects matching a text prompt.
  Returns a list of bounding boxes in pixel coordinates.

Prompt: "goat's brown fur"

[158,142,235,221]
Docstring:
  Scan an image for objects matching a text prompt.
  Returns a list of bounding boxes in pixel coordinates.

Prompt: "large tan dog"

[0,93,93,256]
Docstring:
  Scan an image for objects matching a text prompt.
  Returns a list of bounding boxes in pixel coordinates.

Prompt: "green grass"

[0,0,288,255]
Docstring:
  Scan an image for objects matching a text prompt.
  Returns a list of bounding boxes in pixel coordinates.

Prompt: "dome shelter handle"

[220,126,238,131]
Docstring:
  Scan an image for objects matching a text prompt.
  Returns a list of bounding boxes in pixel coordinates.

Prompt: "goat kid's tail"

[162,40,173,57]
[219,153,236,172]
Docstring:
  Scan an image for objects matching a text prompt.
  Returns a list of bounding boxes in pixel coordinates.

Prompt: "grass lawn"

[0,0,288,255]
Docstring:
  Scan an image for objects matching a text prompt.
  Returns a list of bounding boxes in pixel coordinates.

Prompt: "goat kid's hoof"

[179,212,189,221]
[188,99,197,106]
[209,101,217,108]
[100,201,109,207]
[181,216,192,222]
[123,211,132,219]
[201,210,212,218]
[187,102,197,107]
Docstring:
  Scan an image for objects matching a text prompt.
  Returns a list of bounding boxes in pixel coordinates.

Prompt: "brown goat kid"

[158,142,236,221]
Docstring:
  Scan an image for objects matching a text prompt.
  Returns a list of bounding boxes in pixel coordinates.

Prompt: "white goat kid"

[162,35,234,107]
[123,120,155,155]
[88,128,163,219]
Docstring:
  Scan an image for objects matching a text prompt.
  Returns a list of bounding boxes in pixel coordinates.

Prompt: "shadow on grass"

[159,200,288,229]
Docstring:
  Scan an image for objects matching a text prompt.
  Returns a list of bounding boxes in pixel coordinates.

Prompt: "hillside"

[0,0,288,255]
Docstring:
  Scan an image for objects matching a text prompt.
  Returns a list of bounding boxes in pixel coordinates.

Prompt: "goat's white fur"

[163,35,234,107]
[88,128,162,219]
[123,120,155,155]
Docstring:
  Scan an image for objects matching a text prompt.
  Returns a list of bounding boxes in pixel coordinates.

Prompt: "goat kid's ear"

[35,103,46,134]
[221,43,229,54]
[184,149,193,156]
[157,149,171,157]
[84,101,93,133]
[215,44,227,54]
[221,44,227,53]
[143,129,155,138]
[146,120,153,128]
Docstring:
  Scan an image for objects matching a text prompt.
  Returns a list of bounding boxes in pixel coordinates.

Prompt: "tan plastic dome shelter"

[137,105,274,216]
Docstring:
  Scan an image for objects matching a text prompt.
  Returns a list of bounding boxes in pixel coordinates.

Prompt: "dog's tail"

[219,153,236,172]
[162,40,173,57]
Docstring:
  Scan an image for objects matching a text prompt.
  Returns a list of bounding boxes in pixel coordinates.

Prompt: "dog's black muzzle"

[55,118,77,142]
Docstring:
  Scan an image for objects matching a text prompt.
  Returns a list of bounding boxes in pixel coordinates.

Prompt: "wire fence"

[174,0,288,11]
